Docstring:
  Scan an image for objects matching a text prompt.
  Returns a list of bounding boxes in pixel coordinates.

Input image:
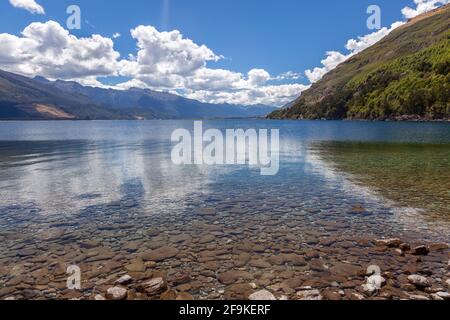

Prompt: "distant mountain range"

[269,4,450,121]
[0,69,276,120]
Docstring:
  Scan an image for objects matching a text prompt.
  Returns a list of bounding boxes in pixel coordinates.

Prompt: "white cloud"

[304,0,446,83]
[305,51,348,83]
[0,21,122,82]
[247,69,271,86]
[402,0,448,19]
[9,0,45,15]
[112,33,121,39]
[345,21,405,54]
[117,25,305,105]
[3,0,446,107]
[274,71,302,81]
[130,25,220,77]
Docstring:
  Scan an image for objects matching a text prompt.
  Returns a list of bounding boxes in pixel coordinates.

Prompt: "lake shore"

[0,228,449,300]
[0,120,448,300]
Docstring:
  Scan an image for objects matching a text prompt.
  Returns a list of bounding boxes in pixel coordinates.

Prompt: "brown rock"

[176,292,194,300]
[329,263,362,277]
[160,289,177,300]
[169,272,191,286]
[140,277,167,296]
[411,246,430,256]
[125,259,145,273]
[142,246,179,262]
[217,271,253,285]
[224,284,253,300]
[374,238,402,248]
[106,287,128,300]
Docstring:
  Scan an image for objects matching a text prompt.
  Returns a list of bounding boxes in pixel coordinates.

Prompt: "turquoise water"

[0,120,449,240]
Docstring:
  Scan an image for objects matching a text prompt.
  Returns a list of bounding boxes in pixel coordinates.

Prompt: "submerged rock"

[411,246,430,256]
[142,246,179,262]
[375,238,402,248]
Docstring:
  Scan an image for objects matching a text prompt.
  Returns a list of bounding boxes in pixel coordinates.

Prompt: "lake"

[0,120,449,300]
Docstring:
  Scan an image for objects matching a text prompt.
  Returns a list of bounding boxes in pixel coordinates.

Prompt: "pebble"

[411,246,430,256]
[141,277,166,296]
[116,275,133,285]
[106,287,128,300]
[296,289,322,300]
[408,275,430,288]
[435,292,450,300]
[375,238,402,248]
[248,290,276,301]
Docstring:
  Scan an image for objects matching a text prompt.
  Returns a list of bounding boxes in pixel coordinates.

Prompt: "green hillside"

[269,5,450,120]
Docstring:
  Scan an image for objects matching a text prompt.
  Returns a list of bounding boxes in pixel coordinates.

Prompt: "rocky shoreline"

[0,185,448,301]
[1,233,448,301]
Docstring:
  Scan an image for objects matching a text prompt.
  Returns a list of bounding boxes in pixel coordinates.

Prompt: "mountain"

[47,80,276,119]
[0,70,275,120]
[0,69,128,120]
[269,5,450,121]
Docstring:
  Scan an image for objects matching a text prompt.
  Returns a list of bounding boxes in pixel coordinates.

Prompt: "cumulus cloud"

[305,51,348,83]
[115,25,306,105]
[304,0,446,83]
[9,0,45,15]
[0,21,122,82]
[130,25,220,77]
[112,33,121,39]
[402,0,448,19]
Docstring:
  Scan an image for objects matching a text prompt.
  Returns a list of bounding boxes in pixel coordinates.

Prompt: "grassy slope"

[269,5,450,120]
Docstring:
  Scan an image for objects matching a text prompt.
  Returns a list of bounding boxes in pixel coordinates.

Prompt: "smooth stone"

[176,292,194,300]
[249,290,276,301]
[329,263,362,277]
[125,260,145,273]
[435,291,450,300]
[217,271,253,285]
[79,240,100,249]
[106,287,128,300]
[160,289,177,300]
[296,289,322,300]
[94,294,106,300]
[169,272,191,286]
[408,275,430,288]
[224,284,253,300]
[116,275,133,285]
[142,277,166,296]
[408,294,430,300]
[142,246,179,262]
[249,259,271,269]
[411,246,430,256]
[374,238,402,248]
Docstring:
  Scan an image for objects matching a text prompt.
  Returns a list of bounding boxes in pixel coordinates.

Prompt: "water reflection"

[310,142,450,220]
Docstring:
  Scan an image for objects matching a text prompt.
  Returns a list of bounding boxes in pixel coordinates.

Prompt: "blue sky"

[0,0,446,106]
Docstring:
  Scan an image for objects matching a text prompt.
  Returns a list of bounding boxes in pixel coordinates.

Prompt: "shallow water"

[0,120,449,299]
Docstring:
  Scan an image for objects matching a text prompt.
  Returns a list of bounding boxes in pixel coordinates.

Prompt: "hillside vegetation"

[269,5,450,120]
